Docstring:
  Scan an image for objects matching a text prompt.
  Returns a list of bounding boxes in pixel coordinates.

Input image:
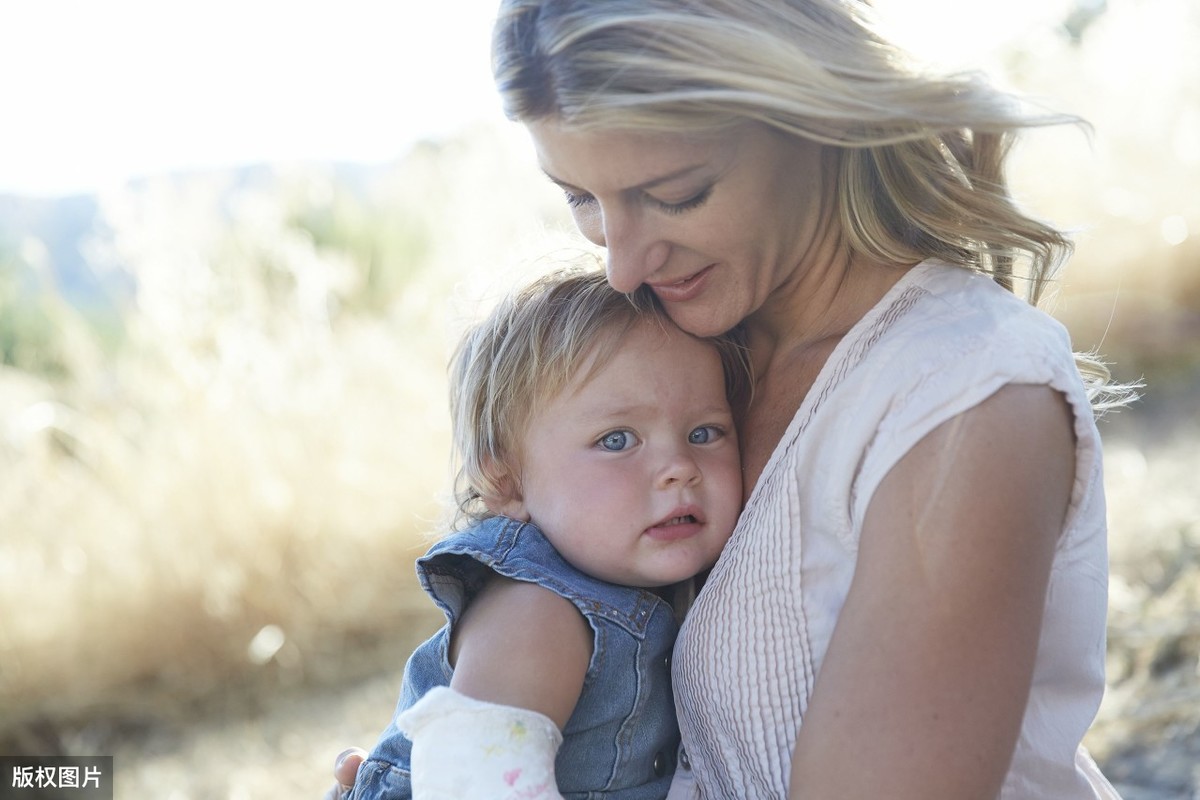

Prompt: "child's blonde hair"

[449,263,751,528]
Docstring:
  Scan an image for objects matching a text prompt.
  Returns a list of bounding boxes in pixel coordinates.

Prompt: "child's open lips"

[645,506,706,541]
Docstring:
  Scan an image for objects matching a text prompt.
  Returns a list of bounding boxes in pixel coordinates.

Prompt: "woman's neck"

[746,250,914,372]
[735,253,916,493]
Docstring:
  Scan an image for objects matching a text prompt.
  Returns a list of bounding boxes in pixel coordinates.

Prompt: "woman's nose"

[594,208,670,294]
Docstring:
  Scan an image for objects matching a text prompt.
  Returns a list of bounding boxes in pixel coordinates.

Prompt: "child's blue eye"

[689,426,721,444]
[599,431,634,451]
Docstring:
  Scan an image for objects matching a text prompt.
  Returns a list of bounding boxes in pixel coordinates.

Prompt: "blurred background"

[0,0,1196,797]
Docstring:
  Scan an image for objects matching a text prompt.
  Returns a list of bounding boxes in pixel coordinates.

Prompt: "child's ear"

[482,490,530,522]
[480,459,530,521]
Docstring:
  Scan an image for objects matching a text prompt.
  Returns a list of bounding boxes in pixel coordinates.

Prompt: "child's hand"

[323,747,366,799]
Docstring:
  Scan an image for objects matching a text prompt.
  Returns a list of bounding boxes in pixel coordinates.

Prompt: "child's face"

[501,319,742,587]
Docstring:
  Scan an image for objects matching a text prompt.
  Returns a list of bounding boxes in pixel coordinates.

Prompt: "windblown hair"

[449,262,752,528]
[492,0,1134,410]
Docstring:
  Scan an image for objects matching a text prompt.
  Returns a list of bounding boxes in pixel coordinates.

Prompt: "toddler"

[348,267,750,799]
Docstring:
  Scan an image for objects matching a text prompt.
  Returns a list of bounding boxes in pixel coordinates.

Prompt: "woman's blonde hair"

[493,0,1134,410]
[449,262,751,528]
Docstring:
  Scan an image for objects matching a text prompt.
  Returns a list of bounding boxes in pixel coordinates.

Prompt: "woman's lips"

[646,264,714,303]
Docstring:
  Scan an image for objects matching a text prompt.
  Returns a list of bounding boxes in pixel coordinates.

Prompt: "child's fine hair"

[448,263,752,529]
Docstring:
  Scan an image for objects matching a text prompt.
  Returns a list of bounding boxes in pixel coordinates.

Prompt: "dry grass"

[1085,431,1200,797]
[0,125,574,749]
[0,182,451,736]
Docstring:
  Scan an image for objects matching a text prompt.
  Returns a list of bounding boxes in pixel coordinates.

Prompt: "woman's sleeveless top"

[670,262,1120,799]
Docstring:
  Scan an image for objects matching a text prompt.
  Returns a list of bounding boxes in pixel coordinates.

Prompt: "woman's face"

[528,120,833,337]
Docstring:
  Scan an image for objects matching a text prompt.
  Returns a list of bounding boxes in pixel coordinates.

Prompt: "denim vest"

[350,516,680,799]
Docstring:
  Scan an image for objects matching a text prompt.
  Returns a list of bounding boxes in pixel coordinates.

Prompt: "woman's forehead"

[527,119,744,190]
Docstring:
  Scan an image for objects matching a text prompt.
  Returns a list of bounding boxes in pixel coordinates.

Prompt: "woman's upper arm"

[790,383,1077,799]
[449,575,593,730]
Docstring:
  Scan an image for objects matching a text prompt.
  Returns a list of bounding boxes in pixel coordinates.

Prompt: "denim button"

[664,654,672,670]
[653,750,668,777]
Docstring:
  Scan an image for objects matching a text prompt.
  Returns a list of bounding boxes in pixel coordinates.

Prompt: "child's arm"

[450,575,593,728]
[399,688,565,799]
[401,575,593,799]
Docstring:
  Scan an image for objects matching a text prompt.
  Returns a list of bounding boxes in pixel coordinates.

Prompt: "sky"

[1,0,502,196]
[1,0,1072,198]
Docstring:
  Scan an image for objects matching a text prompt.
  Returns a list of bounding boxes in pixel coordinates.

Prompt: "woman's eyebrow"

[540,163,709,194]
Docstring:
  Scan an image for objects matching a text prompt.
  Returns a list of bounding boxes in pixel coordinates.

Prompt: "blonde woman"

[334,1,1132,796]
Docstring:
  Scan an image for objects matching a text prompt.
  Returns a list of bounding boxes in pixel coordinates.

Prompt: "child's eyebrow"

[581,402,734,422]
[577,403,655,422]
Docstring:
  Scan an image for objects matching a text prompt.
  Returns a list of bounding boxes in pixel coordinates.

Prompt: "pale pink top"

[669,261,1121,799]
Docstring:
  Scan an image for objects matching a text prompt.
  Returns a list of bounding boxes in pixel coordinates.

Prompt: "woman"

[334,0,1131,796]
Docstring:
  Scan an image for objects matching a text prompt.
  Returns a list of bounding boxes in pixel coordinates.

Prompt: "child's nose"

[656,449,702,489]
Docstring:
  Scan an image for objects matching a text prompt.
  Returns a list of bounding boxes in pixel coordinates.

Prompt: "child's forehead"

[557,316,724,396]
[542,319,640,396]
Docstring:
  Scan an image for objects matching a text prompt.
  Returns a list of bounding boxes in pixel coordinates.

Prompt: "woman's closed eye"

[598,430,640,451]
[561,186,713,215]
[653,186,713,215]
[563,189,595,209]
